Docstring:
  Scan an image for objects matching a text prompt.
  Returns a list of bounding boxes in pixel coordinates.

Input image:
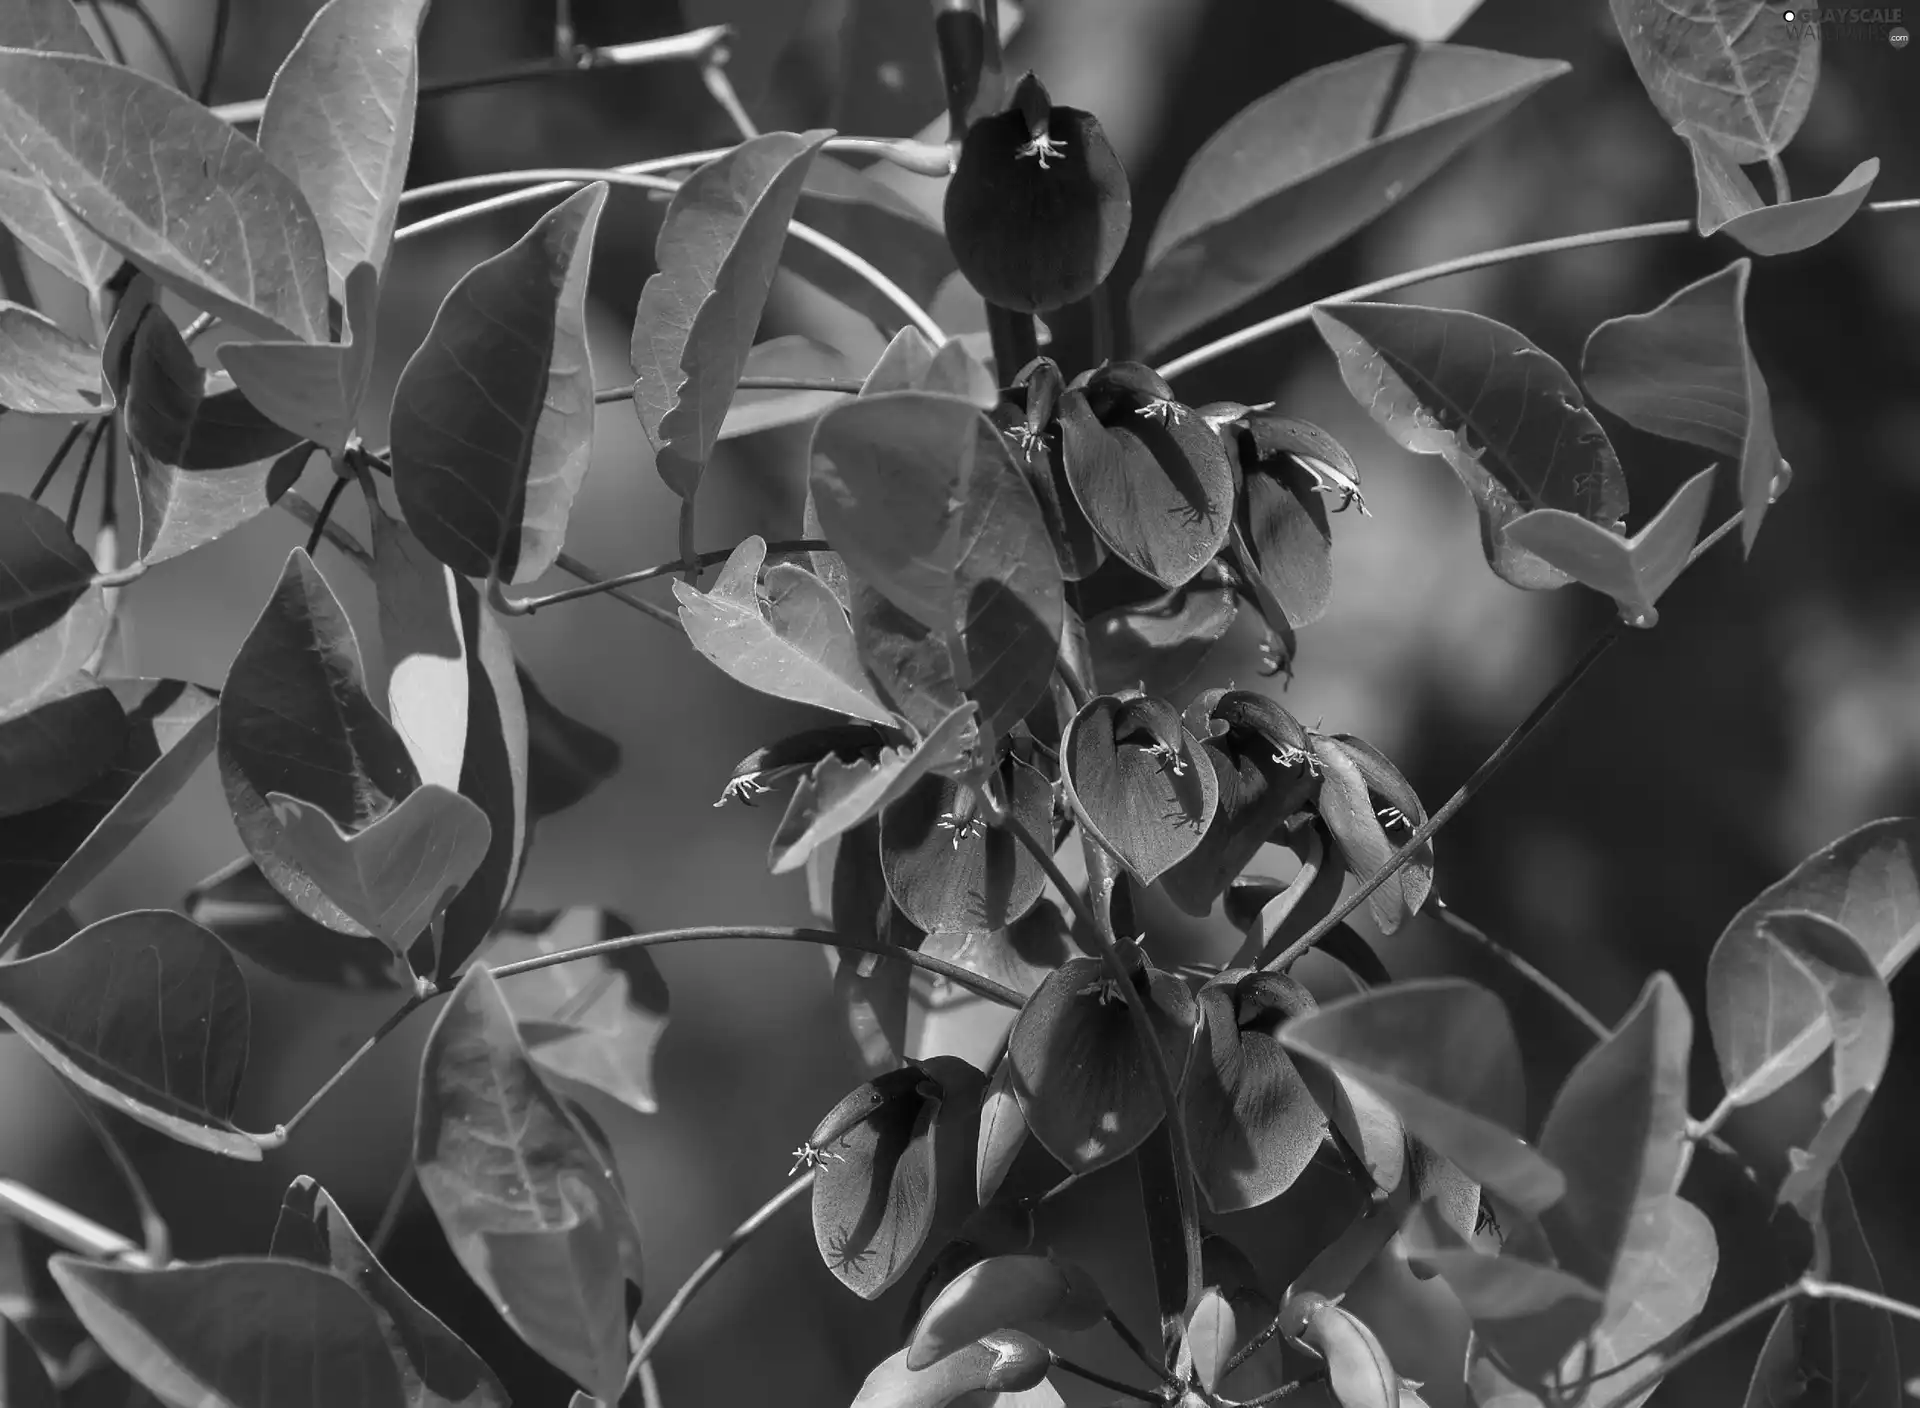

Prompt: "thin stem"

[57,1080,170,1266]
[495,539,829,615]
[197,0,230,103]
[1222,1304,1284,1378]
[249,994,429,1150]
[700,58,759,140]
[1104,1308,1174,1385]
[303,473,351,558]
[486,926,1025,1008]
[1047,1353,1159,1402]
[594,375,861,403]
[677,498,700,586]
[1431,898,1609,1042]
[550,552,684,630]
[369,1158,416,1256]
[1766,152,1791,205]
[31,421,88,502]
[66,417,110,534]
[0,1178,146,1265]
[278,488,373,569]
[86,0,130,66]
[1233,1379,1315,1407]
[636,1359,663,1408]
[100,419,119,533]
[1580,1280,1801,1397]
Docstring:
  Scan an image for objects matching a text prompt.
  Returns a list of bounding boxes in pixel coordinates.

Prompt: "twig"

[1431,898,1608,1043]
[700,55,758,141]
[594,375,862,403]
[1048,1352,1160,1402]
[303,473,350,558]
[549,552,684,630]
[0,1178,147,1266]
[65,417,110,533]
[56,1080,170,1266]
[85,0,129,66]
[494,539,828,615]
[1104,1308,1175,1385]
[677,499,700,587]
[197,0,230,103]
[30,421,88,502]
[368,1158,416,1256]
[277,488,373,569]
[1765,153,1791,205]
[249,993,430,1150]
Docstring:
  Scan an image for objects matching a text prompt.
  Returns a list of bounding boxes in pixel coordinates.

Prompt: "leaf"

[675,536,896,725]
[519,663,620,820]
[907,1255,1104,1369]
[0,586,106,728]
[219,549,419,934]
[1571,1195,1719,1408]
[270,1176,509,1408]
[186,858,403,991]
[1536,975,1692,1293]
[1062,694,1217,886]
[1008,951,1198,1175]
[631,130,833,499]
[391,183,605,584]
[1186,1286,1237,1393]
[1299,1299,1399,1408]
[1580,260,1784,553]
[0,910,255,1159]
[0,1313,56,1407]
[1505,464,1716,627]
[266,786,491,960]
[851,1333,1052,1407]
[809,392,1065,748]
[718,336,863,441]
[1706,819,1920,1106]
[131,388,305,567]
[1608,0,1819,164]
[880,756,1050,934]
[0,684,126,819]
[1087,581,1238,700]
[0,166,114,289]
[1685,130,1879,255]
[258,0,429,296]
[414,966,645,1404]
[1312,733,1432,936]
[1328,0,1487,39]
[1182,969,1328,1212]
[0,51,330,341]
[0,492,96,654]
[1313,302,1627,591]
[975,1057,1030,1206]
[850,578,968,741]
[1228,412,1350,630]
[217,260,379,457]
[1134,47,1568,353]
[0,4,98,59]
[1277,979,1564,1215]
[486,908,671,1117]
[0,301,105,414]
[49,1255,407,1408]
[0,678,217,948]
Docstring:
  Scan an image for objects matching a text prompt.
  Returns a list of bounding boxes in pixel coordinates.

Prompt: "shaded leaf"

[719,335,863,441]
[0,301,105,414]
[907,1255,1104,1369]
[0,51,329,340]
[1313,303,1627,590]
[1087,580,1237,701]
[1580,260,1783,552]
[49,1256,405,1408]
[0,578,105,723]
[851,577,967,742]
[392,183,605,584]
[218,260,379,458]
[0,492,95,655]
[881,755,1050,935]
[851,1332,1052,1407]
[0,910,255,1159]
[0,684,126,820]
[632,130,833,499]
[1134,47,1567,353]
[131,388,304,567]
[519,663,620,820]
[1228,412,1350,630]
[1062,693,1217,886]
[185,858,404,991]
[1312,733,1432,935]
[1685,130,1878,255]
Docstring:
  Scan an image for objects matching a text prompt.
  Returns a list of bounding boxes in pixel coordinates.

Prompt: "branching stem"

[495,540,829,615]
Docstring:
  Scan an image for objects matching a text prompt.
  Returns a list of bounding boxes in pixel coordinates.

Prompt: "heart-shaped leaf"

[850,1331,1052,1407]
[486,907,671,1117]
[258,0,429,296]
[1008,951,1198,1175]
[0,51,329,340]
[1062,693,1217,886]
[1134,46,1567,353]
[0,493,97,655]
[632,130,833,499]
[0,683,127,820]
[1182,969,1328,1212]
[520,663,621,820]
[1706,818,1920,1106]
[1609,0,1819,164]
[218,260,380,457]
[675,535,896,726]
[1682,125,1878,257]
[907,1254,1105,1369]
[0,910,254,1158]
[49,1256,406,1408]
[219,549,419,934]
[908,916,1074,1071]
[415,965,645,1404]
[392,182,605,584]
[1505,464,1717,626]
[880,751,1051,934]
[1087,579,1238,700]
[718,336,864,441]
[0,678,216,948]
[1314,302,1627,590]
[1311,732,1432,935]
[1278,979,1564,1214]
[1581,261,1784,552]
[0,302,105,415]
[1536,974,1692,1293]
[270,1176,509,1408]
[1224,410,1353,630]
[186,858,402,990]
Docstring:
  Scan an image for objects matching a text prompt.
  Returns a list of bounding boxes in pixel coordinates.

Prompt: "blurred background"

[1,0,1917,1403]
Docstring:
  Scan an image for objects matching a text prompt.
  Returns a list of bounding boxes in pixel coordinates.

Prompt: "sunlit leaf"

[976,1057,1030,1206]
[1328,0,1487,39]
[0,301,105,415]
[1062,693,1217,886]
[1297,1298,1399,1408]
[218,260,379,457]
[1505,465,1716,626]
[850,1332,1052,1407]
[1185,1285,1237,1393]
[632,130,833,499]
[0,910,255,1159]
[1685,133,1878,256]
[1571,1195,1718,1408]
[0,493,96,656]
[1134,47,1567,353]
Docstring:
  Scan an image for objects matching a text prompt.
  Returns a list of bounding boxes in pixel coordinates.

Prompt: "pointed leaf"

[907,1255,1105,1370]
[1687,132,1879,255]
[0,910,255,1159]
[217,260,379,457]
[49,1255,406,1408]
[632,130,833,498]
[1230,412,1349,630]
[1314,302,1627,590]
[1278,979,1565,1214]
[851,1333,1052,1407]
[519,663,620,819]
[675,535,896,725]
[0,165,114,290]
[271,1176,509,1408]
[0,492,96,653]
[391,183,605,584]
[0,301,105,414]
[976,1057,1030,1206]
[414,965,644,1404]
[1062,694,1217,886]
[1134,47,1567,353]
[1581,261,1784,552]
[185,858,405,991]
[0,51,329,340]
[1186,1286,1237,1393]
[258,0,429,296]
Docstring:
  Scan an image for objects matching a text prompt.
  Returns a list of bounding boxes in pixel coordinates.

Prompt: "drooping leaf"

[632,130,833,499]
[186,858,402,991]
[1581,261,1784,553]
[131,388,305,567]
[0,683,126,819]
[1062,693,1217,886]
[1134,47,1568,353]
[1609,0,1819,164]
[0,677,216,948]
[880,751,1050,935]
[1312,732,1432,935]
[1224,410,1353,630]
[0,301,105,414]
[850,1332,1052,1407]
[49,1255,406,1408]
[0,910,255,1159]
[0,493,96,655]
[391,183,605,584]
[0,51,330,340]
[218,549,419,934]
[414,965,645,1404]
[907,1254,1104,1370]
[1008,950,1198,1175]
[1087,580,1238,701]
[519,662,620,820]
[1505,464,1717,627]
[1684,129,1879,255]
[1706,819,1920,1106]
[270,1176,509,1408]
[486,907,671,1117]
[258,0,430,296]
[1278,979,1564,1214]
[861,326,941,397]
[675,535,896,725]
[217,260,380,458]
[1314,302,1628,590]
[718,335,864,441]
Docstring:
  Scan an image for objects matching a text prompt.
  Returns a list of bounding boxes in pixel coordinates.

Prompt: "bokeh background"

[2,0,1918,1403]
